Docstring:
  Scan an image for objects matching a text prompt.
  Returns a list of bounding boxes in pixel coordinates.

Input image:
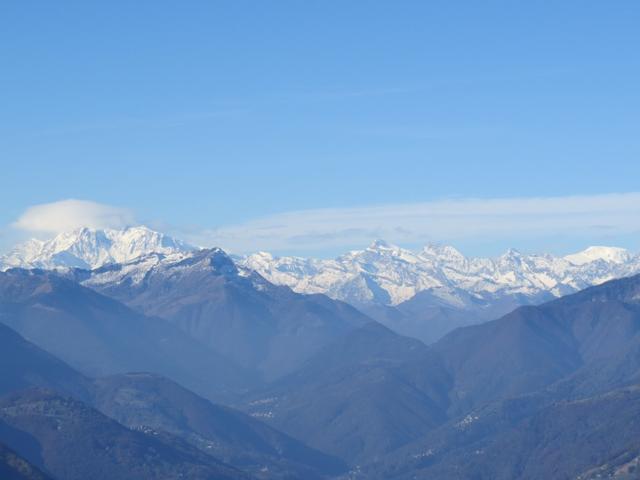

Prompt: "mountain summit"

[0,226,193,271]
[564,245,633,266]
[240,242,640,308]
[3,226,640,324]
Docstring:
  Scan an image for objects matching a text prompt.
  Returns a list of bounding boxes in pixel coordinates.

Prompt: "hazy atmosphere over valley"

[1,2,640,479]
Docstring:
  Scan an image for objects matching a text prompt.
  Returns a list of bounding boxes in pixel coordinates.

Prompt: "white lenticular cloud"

[13,199,135,234]
[198,192,640,253]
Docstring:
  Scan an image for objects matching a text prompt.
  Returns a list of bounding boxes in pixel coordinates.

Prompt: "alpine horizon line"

[1,225,639,310]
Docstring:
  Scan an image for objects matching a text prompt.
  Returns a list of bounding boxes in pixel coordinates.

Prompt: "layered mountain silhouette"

[243,322,452,464]
[0,320,90,401]
[0,269,254,400]
[0,324,249,479]
[6,225,640,347]
[83,249,369,380]
[0,389,248,480]
[91,373,346,479]
[0,319,347,479]
[360,287,555,344]
[1,237,640,478]
[363,385,640,479]
[244,274,640,474]
[433,274,640,413]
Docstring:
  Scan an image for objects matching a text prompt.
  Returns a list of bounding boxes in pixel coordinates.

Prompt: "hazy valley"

[0,227,639,479]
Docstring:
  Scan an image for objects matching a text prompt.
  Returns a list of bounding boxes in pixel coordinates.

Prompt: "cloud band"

[196,192,640,253]
[13,199,135,234]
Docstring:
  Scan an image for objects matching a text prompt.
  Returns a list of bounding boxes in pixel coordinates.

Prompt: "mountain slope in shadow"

[91,372,347,479]
[0,389,249,480]
[0,269,255,400]
[0,441,53,480]
[84,249,370,380]
[243,322,452,464]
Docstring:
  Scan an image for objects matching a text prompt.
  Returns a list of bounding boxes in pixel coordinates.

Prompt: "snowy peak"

[422,243,464,258]
[421,243,466,266]
[3,226,640,311]
[239,241,640,307]
[0,226,194,271]
[564,246,632,266]
[84,246,273,296]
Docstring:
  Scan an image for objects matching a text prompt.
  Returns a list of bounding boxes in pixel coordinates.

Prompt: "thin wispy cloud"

[195,192,640,254]
[6,193,640,257]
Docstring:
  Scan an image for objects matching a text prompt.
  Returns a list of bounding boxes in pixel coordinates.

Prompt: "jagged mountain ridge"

[0,268,255,400]
[0,226,193,271]
[81,248,369,380]
[243,273,640,476]
[0,389,248,480]
[0,319,346,479]
[241,241,640,307]
[91,372,347,479]
[3,225,640,312]
[2,230,640,478]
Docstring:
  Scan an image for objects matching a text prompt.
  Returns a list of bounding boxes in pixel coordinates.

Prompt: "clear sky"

[1,1,640,257]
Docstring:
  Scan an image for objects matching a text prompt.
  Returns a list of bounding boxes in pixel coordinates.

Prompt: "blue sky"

[1,1,639,256]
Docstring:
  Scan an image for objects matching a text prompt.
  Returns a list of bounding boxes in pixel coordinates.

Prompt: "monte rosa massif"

[2,225,639,343]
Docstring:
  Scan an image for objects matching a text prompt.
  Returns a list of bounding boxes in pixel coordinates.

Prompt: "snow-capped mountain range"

[0,226,193,271]
[240,241,640,307]
[2,226,639,309]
